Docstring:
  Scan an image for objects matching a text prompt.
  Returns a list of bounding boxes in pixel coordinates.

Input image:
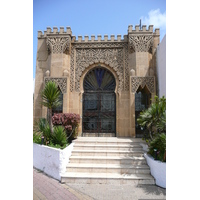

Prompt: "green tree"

[41,81,62,133]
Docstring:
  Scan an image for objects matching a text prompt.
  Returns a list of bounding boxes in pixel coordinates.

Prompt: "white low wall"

[140,143,149,152]
[33,143,74,181]
[144,153,166,188]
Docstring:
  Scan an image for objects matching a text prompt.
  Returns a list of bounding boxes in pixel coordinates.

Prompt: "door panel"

[82,67,116,136]
[83,92,116,134]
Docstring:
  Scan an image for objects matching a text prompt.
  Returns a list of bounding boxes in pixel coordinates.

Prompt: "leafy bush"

[148,133,166,162]
[52,113,80,142]
[48,142,65,149]
[137,96,166,162]
[137,96,166,142]
[51,126,68,148]
[33,132,42,144]
[34,118,51,145]
[33,118,68,148]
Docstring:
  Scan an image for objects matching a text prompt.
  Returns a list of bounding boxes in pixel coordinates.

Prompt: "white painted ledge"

[144,153,166,188]
[33,142,74,181]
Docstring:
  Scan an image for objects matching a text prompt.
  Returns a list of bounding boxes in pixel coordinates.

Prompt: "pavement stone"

[67,183,166,200]
[33,168,166,200]
[33,168,93,200]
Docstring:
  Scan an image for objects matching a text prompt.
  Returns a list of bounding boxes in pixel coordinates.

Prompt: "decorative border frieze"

[46,36,71,54]
[128,35,153,53]
[70,42,129,92]
[44,77,67,94]
[131,76,155,93]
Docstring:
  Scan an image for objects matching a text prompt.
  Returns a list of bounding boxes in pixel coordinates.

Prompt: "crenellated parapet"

[38,27,72,54]
[37,25,159,55]
[128,25,160,53]
[71,34,128,42]
[37,26,72,38]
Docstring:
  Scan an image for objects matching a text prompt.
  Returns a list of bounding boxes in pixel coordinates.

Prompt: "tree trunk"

[49,108,53,134]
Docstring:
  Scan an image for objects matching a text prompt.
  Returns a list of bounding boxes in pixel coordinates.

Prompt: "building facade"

[156,34,166,98]
[33,25,160,137]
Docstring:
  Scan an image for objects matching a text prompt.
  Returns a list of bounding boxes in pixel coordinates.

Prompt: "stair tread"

[62,172,154,179]
[67,163,149,168]
[72,150,144,152]
[61,138,154,185]
[75,137,143,141]
[74,144,142,147]
[70,156,145,159]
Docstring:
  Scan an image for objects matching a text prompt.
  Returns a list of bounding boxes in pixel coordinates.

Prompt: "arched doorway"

[82,67,116,136]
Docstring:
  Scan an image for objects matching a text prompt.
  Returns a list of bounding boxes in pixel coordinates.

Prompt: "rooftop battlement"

[128,25,160,35]
[71,34,128,42]
[38,25,159,41]
[38,26,72,38]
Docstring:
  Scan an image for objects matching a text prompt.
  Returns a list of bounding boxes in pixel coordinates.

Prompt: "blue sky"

[33,0,166,82]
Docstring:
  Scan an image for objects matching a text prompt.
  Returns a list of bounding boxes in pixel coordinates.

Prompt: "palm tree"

[137,96,166,141]
[41,81,62,133]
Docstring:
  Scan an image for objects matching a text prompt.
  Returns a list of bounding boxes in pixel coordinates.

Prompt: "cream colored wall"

[33,38,49,123]
[34,25,159,137]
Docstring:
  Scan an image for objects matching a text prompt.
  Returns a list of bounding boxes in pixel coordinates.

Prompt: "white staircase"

[61,137,155,185]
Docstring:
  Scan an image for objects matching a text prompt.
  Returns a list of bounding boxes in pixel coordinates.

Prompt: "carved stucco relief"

[46,36,71,54]
[129,35,153,53]
[44,77,67,94]
[70,42,129,92]
[131,77,155,93]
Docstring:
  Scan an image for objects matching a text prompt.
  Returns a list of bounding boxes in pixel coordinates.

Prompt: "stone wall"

[33,25,160,137]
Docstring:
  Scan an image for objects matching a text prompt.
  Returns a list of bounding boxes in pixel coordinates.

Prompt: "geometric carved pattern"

[70,42,129,92]
[46,36,71,54]
[129,35,153,53]
[44,77,67,94]
[131,76,155,93]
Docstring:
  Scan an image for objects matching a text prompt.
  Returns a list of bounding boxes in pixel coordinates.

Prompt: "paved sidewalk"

[68,183,166,200]
[33,168,166,200]
[33,168,93,200]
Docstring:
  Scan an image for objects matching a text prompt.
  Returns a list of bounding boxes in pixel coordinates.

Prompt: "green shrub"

[33,132,42,144]
[42,123,52,144]
[34,118,68,149]
[52,113,80,142]
[48,141,67,150]
[148,133,166,162]
[51,126,68,147]
[34,118,52,145]
[137,96,166,142]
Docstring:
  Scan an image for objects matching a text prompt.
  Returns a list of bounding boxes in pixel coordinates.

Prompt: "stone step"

[69,156,147,165]
[73,141,143,146]
[61,172,155,185]
[71,149,144,157]
[66,163,150,174]
[73,137,144,146]
[75,137,143,142]
[73,144,143,151]
[61,137,155,186]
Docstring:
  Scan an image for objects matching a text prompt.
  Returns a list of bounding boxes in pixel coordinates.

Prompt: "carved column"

[128,33,154,77]
[46,36,71,77]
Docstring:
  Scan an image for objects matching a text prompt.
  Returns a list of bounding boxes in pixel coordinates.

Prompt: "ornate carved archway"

[70,42,129,93]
